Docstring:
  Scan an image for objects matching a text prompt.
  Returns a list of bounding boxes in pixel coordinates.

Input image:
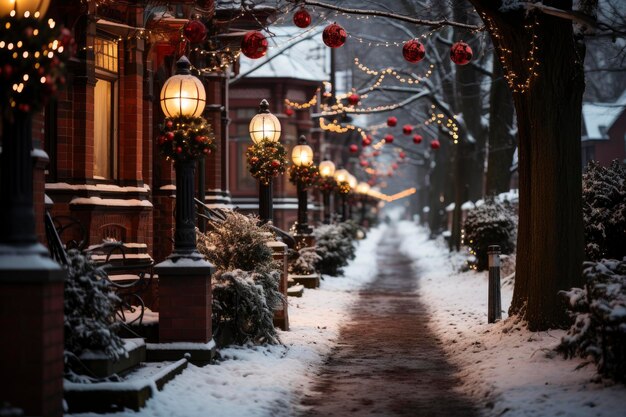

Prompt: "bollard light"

[249,99,281,144]
[160,56,206,118]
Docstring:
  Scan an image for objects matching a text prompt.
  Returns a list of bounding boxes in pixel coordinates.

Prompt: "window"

[93,37,118,180]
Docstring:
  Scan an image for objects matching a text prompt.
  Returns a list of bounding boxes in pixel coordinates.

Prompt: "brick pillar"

[155,260,215,342]
[267,241,289,331]
[0,262,66,417]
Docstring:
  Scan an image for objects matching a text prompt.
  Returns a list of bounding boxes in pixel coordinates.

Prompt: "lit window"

[93,37,118,179]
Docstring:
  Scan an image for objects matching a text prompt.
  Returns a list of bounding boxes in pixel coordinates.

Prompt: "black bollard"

[488,245,502,323]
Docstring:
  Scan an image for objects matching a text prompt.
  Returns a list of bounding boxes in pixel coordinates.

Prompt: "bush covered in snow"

[314,222,357,276]
[582,160,626,262]
[197,210,283,345]
[558,258,626,382]
[64,249,125,366]
[289,246,322,275]
[463,197,517,271]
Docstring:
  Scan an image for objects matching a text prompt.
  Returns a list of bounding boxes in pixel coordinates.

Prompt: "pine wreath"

[156,116,216,161]
[289,164,320,189]
[337,180,351,195]
[246,139,288,185]
[0,16,75,114]
[318,176,337,193]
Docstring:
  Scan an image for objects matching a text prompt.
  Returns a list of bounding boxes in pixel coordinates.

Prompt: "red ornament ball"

[387,116,397,127]
[392,163,399,170]
[183,20,207,44]
[241,31,268,59]
[347,93,360,106]
[413,134,423,144]
[165,132,175,141]
[359,160,369,167]
[402,39,425,63]
[430,139,441,150]
[166,120,173,128]
[362,136,371,147]
[293,8,311,28]
[285,107,294,117]
[384,134,394,144]
[450,41,473,65]
[349,144,359,153]
[271,159,281,168]
[402,124,413,135]
[373,150,381,157]
[323,23,347,48]
[176,146,183,154]
[399,151,406,159]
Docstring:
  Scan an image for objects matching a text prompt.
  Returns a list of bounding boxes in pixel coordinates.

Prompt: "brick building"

[581,92,626,168]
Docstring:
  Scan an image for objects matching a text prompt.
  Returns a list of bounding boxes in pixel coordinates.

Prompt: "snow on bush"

[463,197,517,271]
[313,222,357,276]
[64,249,125,366]
[196,210,283,345]
[582,160,626,262]
[288,246,321,275]
[558,257,626,382]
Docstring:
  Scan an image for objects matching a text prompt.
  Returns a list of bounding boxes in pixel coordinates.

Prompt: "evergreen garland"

[288,164,320,189]
[246,139,288,185]
[318,176,337,193]
[0,16,74,114]
[156,116,216,161]
[337,180,351,195]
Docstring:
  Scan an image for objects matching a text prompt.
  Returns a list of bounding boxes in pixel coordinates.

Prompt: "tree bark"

[472,0,585,330]
[485,54,516,195]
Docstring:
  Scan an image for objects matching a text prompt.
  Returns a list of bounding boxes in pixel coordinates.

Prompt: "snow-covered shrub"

[314,223,357,276]
[212,269,281,345]
[558,258,626,382]
[64,249,125,364]
[196,210,282,345]
[289,246,322,275]
[463,197,517,271]
[582,160,626,262]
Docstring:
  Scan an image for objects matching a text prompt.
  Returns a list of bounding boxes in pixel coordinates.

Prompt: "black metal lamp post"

[249,99,281,223]
[318,158,335,224]
[291,135,314,235]
[333,168,350,222]
[159,56,207,260]
[356,181,371,226]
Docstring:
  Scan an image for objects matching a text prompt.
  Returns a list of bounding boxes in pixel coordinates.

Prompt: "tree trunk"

[485,54,516,195]
[472,1,585,330]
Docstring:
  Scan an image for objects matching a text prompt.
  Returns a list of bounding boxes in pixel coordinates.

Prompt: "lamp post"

[159,56,207,259]
[249,99,281,223]
[347,174,357,221]
[334,168,350,222]
[356,182,371,226]
[291,135,314,235]
[319,158,335,224]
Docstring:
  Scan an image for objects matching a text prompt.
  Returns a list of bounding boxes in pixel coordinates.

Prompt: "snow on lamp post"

[318,158,336,224]
[291,135,314,235]
[247,99,285,224]
[334,168,351,222]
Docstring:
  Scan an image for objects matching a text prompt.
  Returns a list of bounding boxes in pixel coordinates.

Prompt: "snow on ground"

[397,220,626,417]
[70,225,387,417]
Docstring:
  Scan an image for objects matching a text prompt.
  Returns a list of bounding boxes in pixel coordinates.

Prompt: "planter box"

[289,273,320,289]
[78,339,146,379]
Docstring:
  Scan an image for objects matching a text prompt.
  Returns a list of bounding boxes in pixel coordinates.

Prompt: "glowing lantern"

[249,99,281,144]
[160,56,206,118]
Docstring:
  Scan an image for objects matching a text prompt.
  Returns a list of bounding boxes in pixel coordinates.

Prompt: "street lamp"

[318,158,335,224]
[334,168,350,222]
[356,182,371,226]
[347,174,357,220]
[249,99,281,223]
[159,56,206,259]
[291,135,314,235]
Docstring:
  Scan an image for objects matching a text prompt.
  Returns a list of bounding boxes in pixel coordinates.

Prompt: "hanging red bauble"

[392,163,399,170]
[323,23,347,48]
[430,139,441,150]
[362,136,371,147]
[373,150,381,157]
[384,134,394,144]
[450,41,473,65]
[359,160,369,167]
[399,151,406,159]
[347,93,360,106]
[285,107,294,117]
[183,20,207,44]
[349,144,359,153]
[387,116,397,127]
[241,31,268,59]
[402,39,425,63]
[402,124,412,135]
[413,134,423,144]
[293,8,312,28]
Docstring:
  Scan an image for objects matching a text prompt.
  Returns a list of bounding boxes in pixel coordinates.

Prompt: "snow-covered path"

[298,224,479,416]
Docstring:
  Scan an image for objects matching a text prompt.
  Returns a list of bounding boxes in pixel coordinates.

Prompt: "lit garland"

[289,164,320,189]
[482,13,540,94]
[424,104,460,143]
[337,180,351,195]
[284,88,319,109]
[246,139,288,186]
[319,118,368,140]
[0,12,74,113]
[354,58,435,87]
[156,116,216,161]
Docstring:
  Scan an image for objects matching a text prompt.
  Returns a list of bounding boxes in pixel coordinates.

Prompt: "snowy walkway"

[298,225,479,416]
